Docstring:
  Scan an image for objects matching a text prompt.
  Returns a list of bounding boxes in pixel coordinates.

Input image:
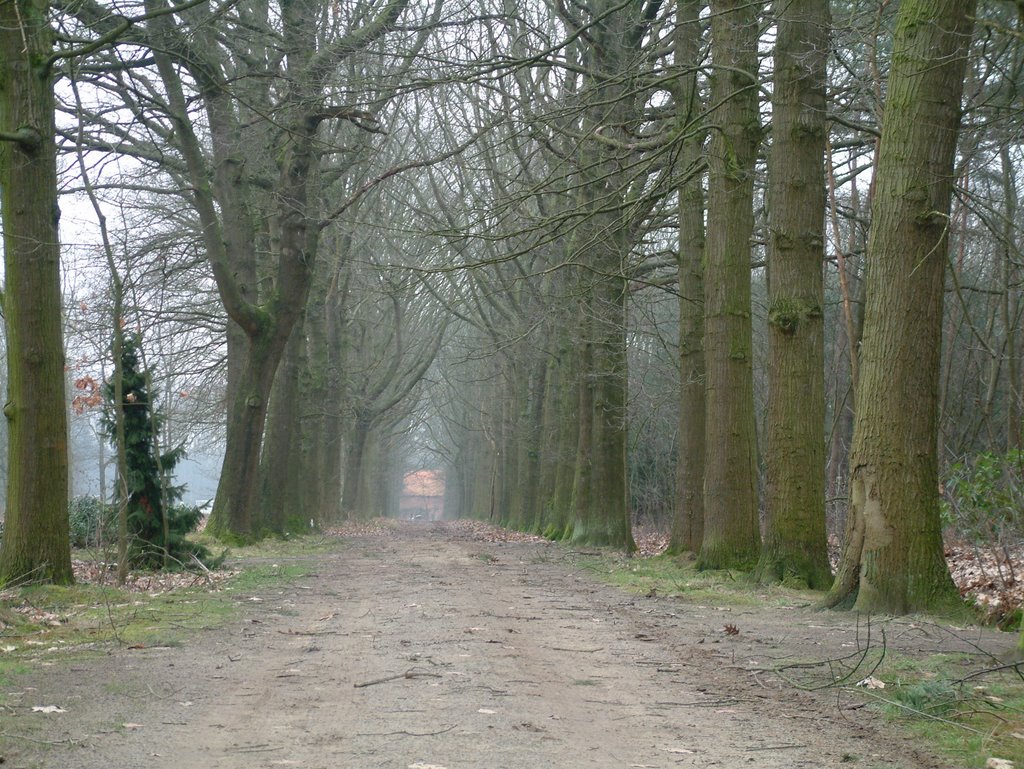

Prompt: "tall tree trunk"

[206,105,317,538]
[825,163,866,535]
[823,0,975,613]
[259,314,308,533]
[319,277,349,522]
[563,0,646,551]
[540,324,578,539]
[0,0,73,585]
[519,359,546,533]
[669,0,706,555]
[1001,145,1023,452]
[342,416,371,517]
[569,322,595,538]
[573,268,635,549]
[756,0,831,588]
[302,296,328,523]
[699,0,763,570]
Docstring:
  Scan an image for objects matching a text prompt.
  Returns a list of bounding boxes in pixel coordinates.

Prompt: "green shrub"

[942,450,1024,543]
[101,334,222,570]
[68,495,117,548]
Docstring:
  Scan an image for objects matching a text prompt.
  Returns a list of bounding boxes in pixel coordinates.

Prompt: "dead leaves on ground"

[327,518,546,544]
[68,559,238,594]
[946,541,1024,624]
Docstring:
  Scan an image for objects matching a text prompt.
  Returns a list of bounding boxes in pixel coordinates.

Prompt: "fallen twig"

[357,724,457,737]
[953,660,1024,684]
[0,731,78,746]
[744,744,807,751]
[851,688,987,734]
[354,669,443,688]
[234,744,283,753]
[653,699,742,707]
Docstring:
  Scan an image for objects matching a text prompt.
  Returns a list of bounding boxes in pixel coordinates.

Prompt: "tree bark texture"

[756,0,831,589]
[0,0,74,585]
[699,0,762,570]
[259,314,309,533]
[824,0,976,613]
[539,319,579,539]
[563,0,651,551]
[670,0,706,555]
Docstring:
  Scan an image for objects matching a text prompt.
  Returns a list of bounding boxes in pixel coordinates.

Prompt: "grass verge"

[582,547,1024,768]
[0,534,342,683]
[576,550,822,608]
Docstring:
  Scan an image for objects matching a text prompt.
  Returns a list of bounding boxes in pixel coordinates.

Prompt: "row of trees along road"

[0,0,1020,622]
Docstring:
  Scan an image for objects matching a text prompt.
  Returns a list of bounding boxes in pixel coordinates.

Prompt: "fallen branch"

[354,669,443,688]
[953,660,1024,684]
[851,688,988,735]
[773,618,886,691]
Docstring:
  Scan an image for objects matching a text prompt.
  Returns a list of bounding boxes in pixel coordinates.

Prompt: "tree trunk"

[669,0,706,555]
[342,417,371,518]
[1001,145,1022,452]
[823,0,975,613]
[208,329,288,538]
[540,326,578,539]
[0,0,74,585]
[569,323,595,539]
[756,0,831,588]
[521,359,547,533]
[302,295,328,523]
[573,269,635,549]
[699,0,762,570]
[563,0,645,551]
[259,314,308,533]
[319,280,348,522]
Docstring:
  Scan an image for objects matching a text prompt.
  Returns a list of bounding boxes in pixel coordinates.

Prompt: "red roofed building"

[400,470,445,521]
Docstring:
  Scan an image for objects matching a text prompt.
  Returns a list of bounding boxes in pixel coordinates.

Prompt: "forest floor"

[1,520,1022,769]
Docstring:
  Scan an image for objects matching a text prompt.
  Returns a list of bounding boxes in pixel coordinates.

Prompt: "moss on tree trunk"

[823,0,976,613]
[698,0,762,571]
[0,0,73,585]
[756,0,832,590]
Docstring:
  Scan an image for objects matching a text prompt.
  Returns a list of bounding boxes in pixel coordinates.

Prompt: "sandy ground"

[2,521,1015,769]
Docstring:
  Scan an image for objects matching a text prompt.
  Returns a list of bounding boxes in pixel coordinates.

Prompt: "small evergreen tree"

[102,334,211,569]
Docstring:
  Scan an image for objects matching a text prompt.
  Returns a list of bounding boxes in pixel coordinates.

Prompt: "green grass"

[0,538,327,683]
[858,659,1024,768]
[201,530,348,559]
[577,551,821,608]
[795,642,1024,768]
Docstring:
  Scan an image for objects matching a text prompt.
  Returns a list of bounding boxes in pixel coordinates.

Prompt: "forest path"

[6,521,991,768]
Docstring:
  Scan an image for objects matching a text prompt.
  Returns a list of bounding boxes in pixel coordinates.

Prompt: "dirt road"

[4,522,999,768]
